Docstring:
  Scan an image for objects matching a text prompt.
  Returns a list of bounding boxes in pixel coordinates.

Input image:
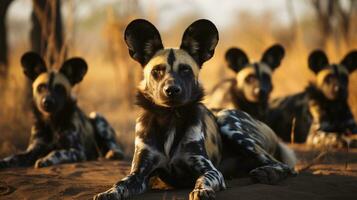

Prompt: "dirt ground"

[0,145,357,200]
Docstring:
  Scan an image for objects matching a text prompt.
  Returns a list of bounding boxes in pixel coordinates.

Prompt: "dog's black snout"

[253,87,267,97]
[164,85,182,97]
[333,84,340,93]
[42,96,55,111]
[259,89,267,97]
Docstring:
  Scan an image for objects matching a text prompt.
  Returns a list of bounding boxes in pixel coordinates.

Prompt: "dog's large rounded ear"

[340,50,357,73]
[124,19,164,67]
[20,52,47,81]
[60,58,88,85]
[180,19,219,67]
[225,48,249,73]
[308,50,329,74]
[261,44,285,70]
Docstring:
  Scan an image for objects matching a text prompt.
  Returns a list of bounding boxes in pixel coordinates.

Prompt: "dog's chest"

[157,140,199,187]
[47,110,94,150]
[160,124,189,158]
[164,127,176,156]
[152,115,194,157]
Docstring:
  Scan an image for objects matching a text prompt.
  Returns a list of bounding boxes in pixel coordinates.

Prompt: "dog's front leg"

[187,155,226,200]
[34,129,86,168]
[0,126,50,169]
[94,136,162,200]
[0,143,47,168]
[34,147,86,168]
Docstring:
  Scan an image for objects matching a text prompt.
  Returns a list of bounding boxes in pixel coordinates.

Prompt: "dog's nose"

[253,87,260,96]
[259,89,268,97]
[255,86,269,97]
[164,85,182,97]
[333,85,339,93]
[42,97,55,111]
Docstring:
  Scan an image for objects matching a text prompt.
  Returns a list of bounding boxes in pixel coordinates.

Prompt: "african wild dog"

[268,50,357,147]
[207,44,285,121]
[0,52,124,169]
[94,19,296,200]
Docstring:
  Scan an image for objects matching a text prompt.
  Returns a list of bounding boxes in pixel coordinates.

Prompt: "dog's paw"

[105,149,124,160]
[93,185,128,200]
[34,158,52,168]
[189,187,215,200]
[249,163,296,184]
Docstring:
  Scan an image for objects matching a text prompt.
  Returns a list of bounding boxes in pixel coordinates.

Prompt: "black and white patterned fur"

[94,19,296,200]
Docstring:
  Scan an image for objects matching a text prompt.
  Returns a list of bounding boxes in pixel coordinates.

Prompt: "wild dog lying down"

[268,50,357,147]
[207,44,285,121]
[0,53,124,169]
[94,19,296,200]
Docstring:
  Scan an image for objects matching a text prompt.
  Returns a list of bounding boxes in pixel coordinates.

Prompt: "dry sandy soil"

[0,145,357,200]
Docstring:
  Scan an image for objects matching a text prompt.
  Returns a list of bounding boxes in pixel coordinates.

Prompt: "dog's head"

[308,50,357,100]
[125,19,218,107]
[225,44,284,103]
[21,52,88,116]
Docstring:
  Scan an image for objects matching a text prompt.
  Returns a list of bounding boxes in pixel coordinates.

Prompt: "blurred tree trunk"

[104,0,142,108]
[31,0,63,65]
[0,0,13,78]
[285,0,298,46]
[312,0,357,50]
[24,0,64,107]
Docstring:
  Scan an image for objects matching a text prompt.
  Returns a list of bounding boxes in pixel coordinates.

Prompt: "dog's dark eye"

[151,65,166,79]
[37,83,48,93]
[54,84,66,94]
[179,64,192,75]
[325,74,334,83]
[245,74,257,84]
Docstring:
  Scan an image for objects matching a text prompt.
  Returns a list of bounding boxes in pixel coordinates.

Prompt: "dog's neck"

[230,81,268,121]
[136,90,204,119]
[135,89,205,155]
[33,98,77,130]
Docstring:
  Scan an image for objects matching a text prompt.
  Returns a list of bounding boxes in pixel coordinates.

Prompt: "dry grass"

[0,6,356,159]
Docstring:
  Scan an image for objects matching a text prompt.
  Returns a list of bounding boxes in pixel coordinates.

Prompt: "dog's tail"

[277,142,297,168]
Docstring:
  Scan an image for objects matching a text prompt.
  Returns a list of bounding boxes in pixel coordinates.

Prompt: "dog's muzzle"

[42,96,56,112]
[164,85,182,98]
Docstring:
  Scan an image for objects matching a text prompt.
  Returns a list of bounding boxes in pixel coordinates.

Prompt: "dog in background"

[94,19,295,200]
[268,50,357,147]
[207,44,285,121]
[0,52,124,169]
